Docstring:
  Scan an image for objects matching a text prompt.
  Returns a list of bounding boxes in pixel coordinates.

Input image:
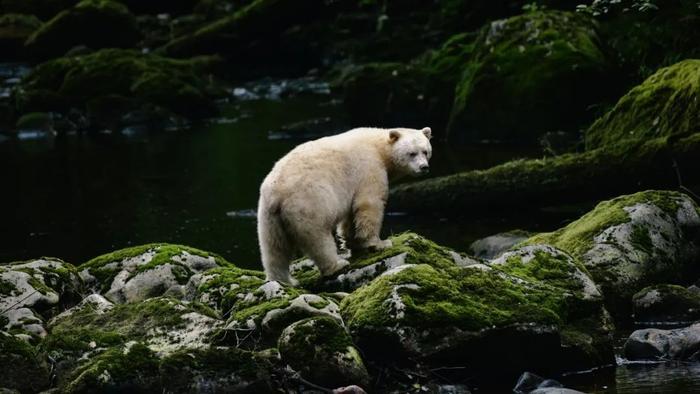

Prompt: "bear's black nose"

[420,165,429,173]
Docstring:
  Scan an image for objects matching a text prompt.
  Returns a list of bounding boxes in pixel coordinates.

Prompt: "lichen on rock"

[79,243,231,303]
[0,258,82,340]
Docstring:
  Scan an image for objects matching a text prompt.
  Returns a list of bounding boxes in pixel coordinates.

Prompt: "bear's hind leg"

[297,229,350,278]
[258,205,298,286]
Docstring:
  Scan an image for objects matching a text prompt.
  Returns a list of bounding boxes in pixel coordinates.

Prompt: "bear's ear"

[422,127,432,139]
[389,129,401,144]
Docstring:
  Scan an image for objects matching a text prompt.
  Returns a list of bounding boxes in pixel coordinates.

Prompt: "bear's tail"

[257,198,296,284]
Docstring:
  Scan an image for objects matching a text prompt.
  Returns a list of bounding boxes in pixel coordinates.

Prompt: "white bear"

[257,127,433,285]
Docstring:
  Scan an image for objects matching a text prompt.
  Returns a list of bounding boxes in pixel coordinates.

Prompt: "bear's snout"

[419,164,430,174]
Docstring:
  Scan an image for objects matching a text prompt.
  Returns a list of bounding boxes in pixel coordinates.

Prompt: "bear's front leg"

[353,198,392,251]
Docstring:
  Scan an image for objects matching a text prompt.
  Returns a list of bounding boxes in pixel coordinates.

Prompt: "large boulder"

[586,60,700,149]
[527,190,700,320]
[339,234,614,377]
[446,11,614,142]
[13,48,223,127]
[24,0,140,60]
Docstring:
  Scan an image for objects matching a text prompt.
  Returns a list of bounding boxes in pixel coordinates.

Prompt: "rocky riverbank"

[1,189,698,392]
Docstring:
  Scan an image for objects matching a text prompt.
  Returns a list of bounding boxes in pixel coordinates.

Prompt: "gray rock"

[470,230,531,259]
[624,323,700,360]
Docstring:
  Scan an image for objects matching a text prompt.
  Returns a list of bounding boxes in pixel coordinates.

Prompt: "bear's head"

[389,127,432,177]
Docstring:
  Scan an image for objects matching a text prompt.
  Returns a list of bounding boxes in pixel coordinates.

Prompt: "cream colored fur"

[257,127,432,285]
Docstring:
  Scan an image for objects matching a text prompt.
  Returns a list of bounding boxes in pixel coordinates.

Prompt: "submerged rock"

[279,316,370,388]
[447,11,614,142]
[24,0,140,59]
[632,284,700,325]
[624,323,700,360]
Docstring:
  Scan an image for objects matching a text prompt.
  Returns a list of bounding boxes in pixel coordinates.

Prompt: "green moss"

[390,133,700,214]
[296,232,471,290]
[159,346,272,391]
[64,342,160,393]
[0,278,16,296]
[24,0,140,59]
[525,190,685,259]
[586,60,700,149]
[341,264,563,333]
[45,297,215,354]
[80,243,232,292]
[195,266,270,314]
[447,10,613,141]
[15,49,223,118]
[0,332,50,392]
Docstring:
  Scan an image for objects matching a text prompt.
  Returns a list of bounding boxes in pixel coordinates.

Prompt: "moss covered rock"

[0,258,82,340]
[278,316,370,388]
[447,11,614,142]
[339,236,614,375]
[14,48,223,125]
[79,243,231,303]
[159,346,279,393]
[0,331,51,392]
[632,284,700,325]
[291,232,480,292]
[586,60,700,150]
[24,0,140,59]
[527,190,700,320]
[0,13,40,59]
[217,279,343,348]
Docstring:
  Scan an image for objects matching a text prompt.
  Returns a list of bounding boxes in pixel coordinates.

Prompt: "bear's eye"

[422,150,428,156]
[409,152,418,158]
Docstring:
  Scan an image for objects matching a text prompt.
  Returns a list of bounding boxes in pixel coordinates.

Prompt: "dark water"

[0,80,545,267]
